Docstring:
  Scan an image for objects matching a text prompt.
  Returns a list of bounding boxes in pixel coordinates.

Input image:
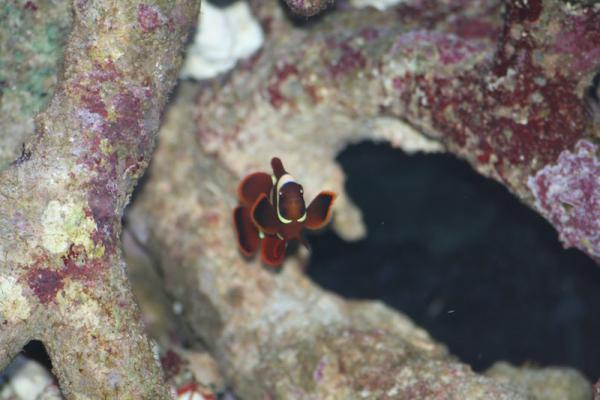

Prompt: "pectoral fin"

[305,191,336,230]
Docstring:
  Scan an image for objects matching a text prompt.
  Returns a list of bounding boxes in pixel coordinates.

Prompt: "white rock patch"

[0,357,60,400]
[0,276,31,323]
[180,1,264,80]
[350,0,406,10]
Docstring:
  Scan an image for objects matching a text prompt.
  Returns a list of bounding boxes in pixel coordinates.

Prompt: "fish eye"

[299,187,303,194]
[279,191,283,196]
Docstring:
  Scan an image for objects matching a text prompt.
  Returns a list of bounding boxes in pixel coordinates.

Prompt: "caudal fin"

[261,235,286,267]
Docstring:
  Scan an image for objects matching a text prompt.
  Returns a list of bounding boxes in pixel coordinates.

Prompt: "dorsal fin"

[271,157,286,179]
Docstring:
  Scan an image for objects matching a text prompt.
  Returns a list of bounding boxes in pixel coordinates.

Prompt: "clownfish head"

[271,158,307,224]
[276,175,307,224]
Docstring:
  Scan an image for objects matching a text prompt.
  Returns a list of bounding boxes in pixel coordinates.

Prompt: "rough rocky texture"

[0,0,72,168]
[0,0,198,398]
[528,140,600,263]
[283,0,334,16]
[127,81,593,399]
[160,346,223,399]
[486,362,593,400]
[202,0,600,261]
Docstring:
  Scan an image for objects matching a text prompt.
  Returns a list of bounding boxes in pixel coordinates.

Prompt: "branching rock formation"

[0,0,198,398]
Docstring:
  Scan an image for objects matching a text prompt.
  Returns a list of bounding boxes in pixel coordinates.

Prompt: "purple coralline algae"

[528,140,600,262]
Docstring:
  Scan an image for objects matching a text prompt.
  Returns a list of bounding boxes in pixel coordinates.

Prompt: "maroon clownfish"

[233,157,336,267]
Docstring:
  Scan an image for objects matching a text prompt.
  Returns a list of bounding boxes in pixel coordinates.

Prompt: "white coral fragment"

[0,357,61,400]
[350,0,407,11]
[180,1,264,80]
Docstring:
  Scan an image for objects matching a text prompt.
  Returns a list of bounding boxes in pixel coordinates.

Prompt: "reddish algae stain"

[160,350,184,380]
[509,0,542,22]
[110,92,143,142]
[267,63,299,109]
[553,10,600,73]
[329,42,366,78]
[25,244,109,304]
[138,4,163,33]
[27,268,64,304]
[528,140,600,262]
[62,245,105,281]
[360,27,379,42]
[74,60,120,119]
[391,0,586,176]
[24,1,38,11]
[81,92,108,118]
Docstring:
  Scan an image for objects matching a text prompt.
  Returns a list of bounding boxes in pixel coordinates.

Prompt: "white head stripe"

[276,174,296,194]
[276,174,296,224]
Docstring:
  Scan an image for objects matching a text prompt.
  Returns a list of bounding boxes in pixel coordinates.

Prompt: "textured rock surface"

[0,0,198,398]
[0,1,72,168]
[283,0,334,16]
[528,140,600,263]
[127,82,592,399]
[200,0,600,261]
[486,362,593,400]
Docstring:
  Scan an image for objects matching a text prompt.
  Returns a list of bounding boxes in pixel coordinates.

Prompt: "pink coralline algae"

[390,0,589,188]
[528,140,600,262]
[284,0,333,16]
[329,42,367,78]
[267,63,299,108]
[24,1,38,11]
[393,30,486,66]
[26,267,64,304]
[554,10,600,74]
[138,4,165,33]
[511,0,543,22]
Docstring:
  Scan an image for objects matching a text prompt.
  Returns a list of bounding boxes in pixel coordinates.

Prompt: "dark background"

[307,142,600,381]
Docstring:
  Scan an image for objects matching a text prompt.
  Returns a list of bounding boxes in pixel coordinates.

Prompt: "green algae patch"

[42,200,105,258]
[0,1,72,167]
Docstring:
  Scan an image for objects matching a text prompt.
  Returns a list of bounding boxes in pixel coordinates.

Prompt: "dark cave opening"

[306,141,600,381]
[22,340,53,372]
